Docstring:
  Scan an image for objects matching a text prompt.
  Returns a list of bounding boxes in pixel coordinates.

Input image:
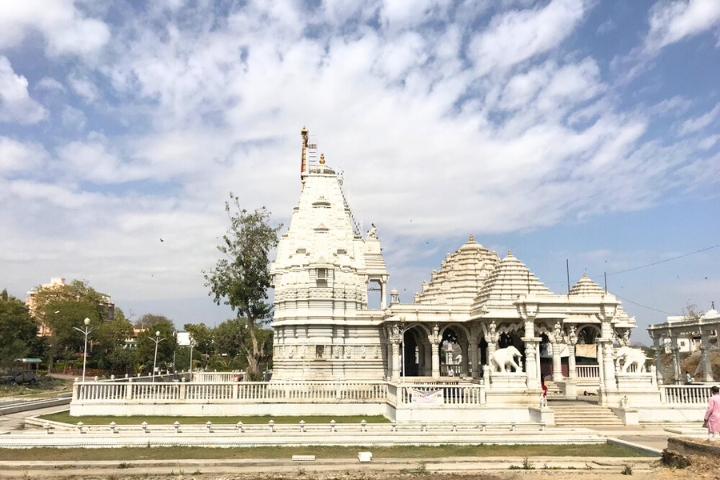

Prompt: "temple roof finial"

[469,234,474,242]
[583,272,587,277]
[507,249,512,256]
[320,153,325,164]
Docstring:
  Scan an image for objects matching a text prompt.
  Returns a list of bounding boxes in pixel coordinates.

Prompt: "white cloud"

[468,0,589,75]
[679,103,720,135]
[61,106,86,130]
[1,0,718,323]
[645,0,720,53]
[0,56,47,124]
[68,73,101,102]
[0,0,110,58]
[36,77,66,93]
[0,137,48,174]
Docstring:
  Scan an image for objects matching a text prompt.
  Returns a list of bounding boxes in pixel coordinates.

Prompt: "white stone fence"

[576,365,600,378]
[192,371,243,383]
[660,385,714,405]
[394,383,485,406]
[73,381,388,404]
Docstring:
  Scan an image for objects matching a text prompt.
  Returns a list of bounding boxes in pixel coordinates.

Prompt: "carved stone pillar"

[423,341,432,376]
[701,330,713,382]
[652,336,664,385]
[601,341,616,391]
[468,334,479,379]
[669,335,681,383]
[484,321,499,373]
[380,282,387,310]
[391,342,401,381]
[429,324,441,379]
[460,341,469,377]
[565,326,578,381]
[551,321,564,382]
[551,342,563,382]
[523,320,540,388]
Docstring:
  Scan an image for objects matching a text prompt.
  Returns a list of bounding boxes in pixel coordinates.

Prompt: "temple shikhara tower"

[270,127,388,381]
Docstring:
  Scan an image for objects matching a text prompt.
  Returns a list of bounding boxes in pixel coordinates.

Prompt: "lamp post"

[73,318,93,382]
[189,338,195,372]
[151,331,166,383]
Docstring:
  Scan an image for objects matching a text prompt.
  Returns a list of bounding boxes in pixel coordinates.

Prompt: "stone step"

[550,400,625,427]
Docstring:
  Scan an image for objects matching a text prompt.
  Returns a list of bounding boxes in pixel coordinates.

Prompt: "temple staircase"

[550,399,625,428]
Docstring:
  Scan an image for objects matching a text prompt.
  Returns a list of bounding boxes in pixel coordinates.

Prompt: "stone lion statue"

[490,346,523,373]
[614,346,647,373]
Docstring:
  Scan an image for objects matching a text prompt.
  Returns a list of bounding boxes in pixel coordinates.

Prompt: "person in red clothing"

[541,377,548,406]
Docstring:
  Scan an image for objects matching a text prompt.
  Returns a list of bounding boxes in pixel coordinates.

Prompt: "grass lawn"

[0,444,644,462]
[38,412,390,425]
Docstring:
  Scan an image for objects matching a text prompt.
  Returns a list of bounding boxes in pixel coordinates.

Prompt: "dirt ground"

[1,458,718,480]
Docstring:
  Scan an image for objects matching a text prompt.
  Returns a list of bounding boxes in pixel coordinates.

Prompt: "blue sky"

[1,0,718,344]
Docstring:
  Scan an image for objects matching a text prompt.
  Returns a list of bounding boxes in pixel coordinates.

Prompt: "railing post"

[125,378,132,400]
[72,380,79,402]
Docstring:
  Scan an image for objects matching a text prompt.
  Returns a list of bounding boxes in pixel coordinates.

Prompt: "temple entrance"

[402,329,421,376]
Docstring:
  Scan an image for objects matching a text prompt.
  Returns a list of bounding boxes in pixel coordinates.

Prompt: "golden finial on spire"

[320,153,325,164]
[507,249,512,256]
[469,234,474,242]
[583,272,588,277]
[301,125,308,134]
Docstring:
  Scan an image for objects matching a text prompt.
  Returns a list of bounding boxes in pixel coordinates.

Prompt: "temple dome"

[472,251,551,314]
[569,273,605,296]
[415,235,499,306]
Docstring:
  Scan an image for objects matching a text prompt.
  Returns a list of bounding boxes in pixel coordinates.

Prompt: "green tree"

[94,308,134,373]
[135,314,174,330]
[203,195,282,380]
[135,321,177,374]
[0,289,42,368]
[32,280,111,367]
[184,322,213,369]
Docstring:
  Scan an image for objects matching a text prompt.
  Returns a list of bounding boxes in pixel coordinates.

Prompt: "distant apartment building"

[25,277,115,336]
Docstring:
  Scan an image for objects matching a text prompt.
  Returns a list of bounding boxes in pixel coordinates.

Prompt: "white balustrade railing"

[192,372,243,383]
[74,381,388,404]
[576,365,600,378]
[661,385,713,405]
[397,383,484,406]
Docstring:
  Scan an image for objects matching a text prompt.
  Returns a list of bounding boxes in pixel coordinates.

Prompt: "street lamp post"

[189,338,195,372]
[73,318,93,382]
[152,331,166,383]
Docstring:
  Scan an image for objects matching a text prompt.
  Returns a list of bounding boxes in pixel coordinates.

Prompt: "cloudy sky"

[1,0,719,343]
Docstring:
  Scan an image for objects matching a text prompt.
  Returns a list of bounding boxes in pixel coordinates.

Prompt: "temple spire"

[300,126,309,187]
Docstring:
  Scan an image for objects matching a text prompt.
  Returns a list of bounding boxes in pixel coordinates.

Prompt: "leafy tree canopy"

[203,194,281,379]
[135,314,174,330]
[0,290,41,368]
[184,322,213,355]
[135,320,177,373]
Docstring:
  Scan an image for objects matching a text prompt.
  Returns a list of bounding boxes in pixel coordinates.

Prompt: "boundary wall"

[69,378,713,424]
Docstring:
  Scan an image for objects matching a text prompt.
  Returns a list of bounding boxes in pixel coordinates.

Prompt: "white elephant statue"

[614,346,647,373]
[490,346,523,373]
